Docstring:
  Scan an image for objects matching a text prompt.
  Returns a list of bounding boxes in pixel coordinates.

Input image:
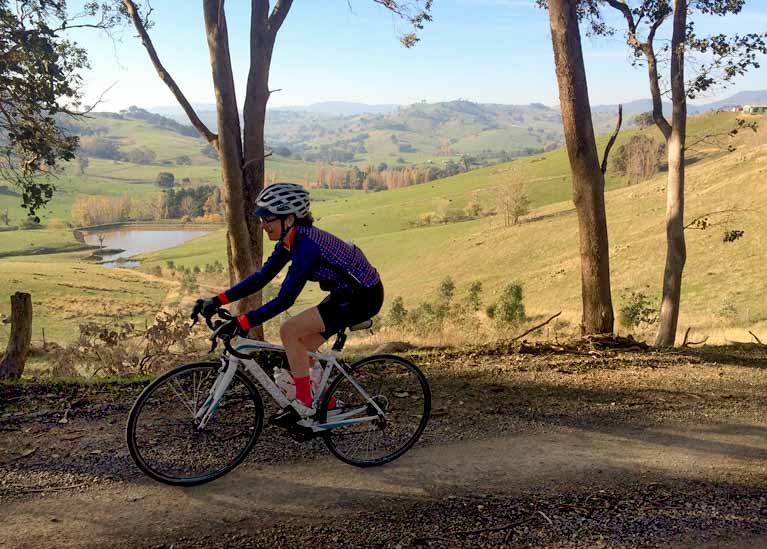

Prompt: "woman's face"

[261,214,294,241]
[261,216,282,241]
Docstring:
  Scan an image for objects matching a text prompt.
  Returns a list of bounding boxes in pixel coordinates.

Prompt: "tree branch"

[683,208,753,230]
[681,327,708,347]
[601,104,623,174]
[122,0,218,147]
[749,331,763,345]
[511,312,562,342]
[644,43,672,139]
[269,0,294,36]
[604,0,638,43]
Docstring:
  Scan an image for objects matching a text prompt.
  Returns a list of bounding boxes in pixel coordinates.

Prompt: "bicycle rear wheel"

[319,354,430,467]
[126,362,263,486]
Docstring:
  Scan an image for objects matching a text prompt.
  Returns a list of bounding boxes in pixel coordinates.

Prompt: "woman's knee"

[279,320,300,343]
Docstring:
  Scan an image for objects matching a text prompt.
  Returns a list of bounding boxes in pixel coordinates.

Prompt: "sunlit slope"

[0,253,169,342]
[136,111,767,334]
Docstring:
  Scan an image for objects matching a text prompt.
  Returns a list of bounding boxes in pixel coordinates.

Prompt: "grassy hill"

[1,110,764,348]
[135,111,767,342]
[0,113,320,225]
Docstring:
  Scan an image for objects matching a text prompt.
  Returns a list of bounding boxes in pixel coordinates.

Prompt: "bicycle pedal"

[268,407,301,428]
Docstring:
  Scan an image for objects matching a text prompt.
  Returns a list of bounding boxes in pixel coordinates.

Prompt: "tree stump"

[0,292,33,380]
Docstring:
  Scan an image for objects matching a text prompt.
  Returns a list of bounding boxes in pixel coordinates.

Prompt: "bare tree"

[122,1,433,337]
[542,0,615,335]
[496,179,530,227]
[585,0,767,346]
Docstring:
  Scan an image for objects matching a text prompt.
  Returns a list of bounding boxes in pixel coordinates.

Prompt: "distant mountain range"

[150,90,767,118]
[143,90,766,164]
[592,90,767,116]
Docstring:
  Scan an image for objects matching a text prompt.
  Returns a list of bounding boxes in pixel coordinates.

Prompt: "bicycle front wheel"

[126,362,264,486]
[319,354,431,467]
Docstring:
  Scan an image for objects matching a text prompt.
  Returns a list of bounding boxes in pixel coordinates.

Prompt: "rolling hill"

[2,108,765,347]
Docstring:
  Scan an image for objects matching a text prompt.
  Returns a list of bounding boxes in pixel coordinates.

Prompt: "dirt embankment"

[1,344,767,548]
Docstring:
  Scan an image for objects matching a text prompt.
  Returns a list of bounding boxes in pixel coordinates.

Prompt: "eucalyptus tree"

[122,1,433,330]
[580,0,766,345]
[542,0,616,335]
[0,0,121,219]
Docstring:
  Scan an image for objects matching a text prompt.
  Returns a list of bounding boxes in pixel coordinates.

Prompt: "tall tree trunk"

[655,0,688,346]
[547,0,614,335]
[202,1,261,325]
[0,292,33,380]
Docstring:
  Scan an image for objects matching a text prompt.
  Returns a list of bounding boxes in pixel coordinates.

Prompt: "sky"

[69,0,767,112]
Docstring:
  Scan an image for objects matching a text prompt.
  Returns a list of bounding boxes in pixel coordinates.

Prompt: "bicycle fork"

[195,358,236,429]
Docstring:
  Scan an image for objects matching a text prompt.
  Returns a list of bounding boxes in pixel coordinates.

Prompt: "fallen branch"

[681,327,709,347]
[749,331,763,345]
[510,312,562,342]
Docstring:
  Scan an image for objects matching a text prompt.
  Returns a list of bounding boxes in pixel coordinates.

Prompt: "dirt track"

[2,344,767,547]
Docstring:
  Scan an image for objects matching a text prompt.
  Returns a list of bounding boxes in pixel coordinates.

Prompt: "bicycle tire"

[318,354,431,467]
[126,362,264,486]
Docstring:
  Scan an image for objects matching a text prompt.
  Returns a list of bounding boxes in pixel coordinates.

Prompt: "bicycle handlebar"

[191,307,254,359]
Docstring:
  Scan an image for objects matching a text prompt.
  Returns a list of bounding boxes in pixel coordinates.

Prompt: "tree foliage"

[0,0,124,219]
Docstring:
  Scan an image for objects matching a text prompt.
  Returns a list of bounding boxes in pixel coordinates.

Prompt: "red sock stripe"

[237,314,251,331]
[294,376,313,407]
[217,292,230,305]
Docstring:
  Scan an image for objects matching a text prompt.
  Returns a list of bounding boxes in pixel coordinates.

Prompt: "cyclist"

[193,182,384,427]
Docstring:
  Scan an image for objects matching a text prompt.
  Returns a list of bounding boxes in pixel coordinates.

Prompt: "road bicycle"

[126,308,431,486]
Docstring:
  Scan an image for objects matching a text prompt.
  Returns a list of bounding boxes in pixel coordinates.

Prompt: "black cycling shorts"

[317,280,384,339]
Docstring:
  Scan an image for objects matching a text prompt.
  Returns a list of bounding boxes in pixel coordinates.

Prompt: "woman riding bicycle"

[193,182,384,426]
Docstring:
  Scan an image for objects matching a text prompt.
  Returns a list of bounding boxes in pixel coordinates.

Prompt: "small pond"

[81,227,211,267]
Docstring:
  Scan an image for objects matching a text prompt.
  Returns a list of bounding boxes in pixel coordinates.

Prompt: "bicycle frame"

[194,335,386,432]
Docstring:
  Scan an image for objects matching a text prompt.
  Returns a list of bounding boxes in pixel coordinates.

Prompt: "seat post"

[332,329,347,352]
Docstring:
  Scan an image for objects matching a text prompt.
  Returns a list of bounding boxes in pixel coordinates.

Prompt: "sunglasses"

[259,215,279,223]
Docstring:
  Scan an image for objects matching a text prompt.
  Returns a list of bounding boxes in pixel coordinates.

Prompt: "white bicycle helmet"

[254,182,310,219]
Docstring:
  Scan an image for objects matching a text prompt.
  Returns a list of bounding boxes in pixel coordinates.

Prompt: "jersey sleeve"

[238,237,321,329]
[219,243,289,304]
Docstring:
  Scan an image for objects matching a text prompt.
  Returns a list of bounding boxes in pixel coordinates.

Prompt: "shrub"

[388,296,408,326]
[418,211,435,225]
[150,265,162,276]
[51,312,196,377]
[438,277,455,303]
[166,260,175,270]
[619,291,657,328]
[467,281,483,312]
[156,172,175,188]
[19,216,42,229]
[47,218,69,229]
[464,200,482,218]
[492,282,525,325]
[179,270,198,294]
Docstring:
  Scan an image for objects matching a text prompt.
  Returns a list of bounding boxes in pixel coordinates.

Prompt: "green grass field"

[2,111,765,350]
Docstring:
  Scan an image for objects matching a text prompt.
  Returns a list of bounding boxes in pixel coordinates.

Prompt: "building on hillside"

[743,105,767,114]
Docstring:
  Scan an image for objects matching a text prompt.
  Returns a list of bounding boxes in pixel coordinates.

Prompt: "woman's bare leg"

[298,333,327,354]
[279,307,325,379]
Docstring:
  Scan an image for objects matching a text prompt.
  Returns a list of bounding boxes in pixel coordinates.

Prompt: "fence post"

[0,292,33,380]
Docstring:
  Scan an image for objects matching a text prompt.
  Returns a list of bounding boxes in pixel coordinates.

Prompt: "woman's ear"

[286,214,296,227]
